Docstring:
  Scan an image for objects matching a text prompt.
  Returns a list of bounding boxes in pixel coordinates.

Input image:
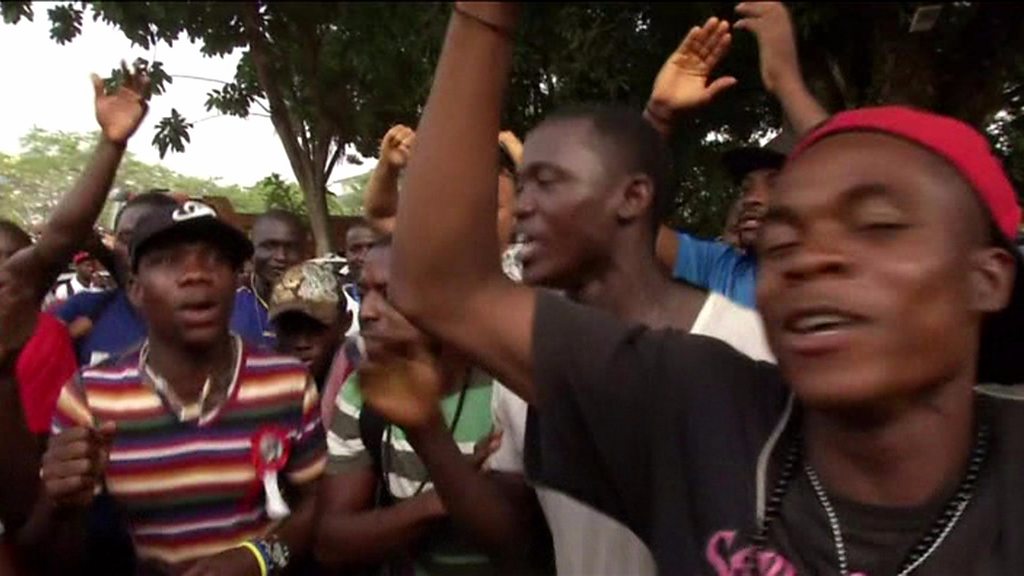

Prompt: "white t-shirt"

[487,292,774,576]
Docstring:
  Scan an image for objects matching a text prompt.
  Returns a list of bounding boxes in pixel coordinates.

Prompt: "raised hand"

[380,124,416,171]
[40,422,116,508]
[647,17,737,123]
[92,60,151,145]
[357,301,447,431]
[734,2,800,95]
[497,131,523,168]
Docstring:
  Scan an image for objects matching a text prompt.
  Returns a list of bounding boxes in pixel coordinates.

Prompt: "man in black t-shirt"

[363,3,1024,575]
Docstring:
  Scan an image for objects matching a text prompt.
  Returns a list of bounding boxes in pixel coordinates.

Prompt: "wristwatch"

[255,536,291,574]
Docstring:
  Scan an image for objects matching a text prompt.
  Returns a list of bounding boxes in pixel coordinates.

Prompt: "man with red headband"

[47,251,103,306]
[361,3,1024,574]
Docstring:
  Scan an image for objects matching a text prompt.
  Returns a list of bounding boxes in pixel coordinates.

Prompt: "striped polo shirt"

[327,370,495,575]
[51,340,326,566]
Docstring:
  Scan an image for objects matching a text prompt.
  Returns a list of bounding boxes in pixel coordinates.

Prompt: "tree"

[7,2,1023,239]
[0,128,258,229]
[3,1,449,254]
[0,128,369,230]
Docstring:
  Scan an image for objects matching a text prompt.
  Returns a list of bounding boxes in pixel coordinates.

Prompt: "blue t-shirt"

[55,290,146,367]
[231,286,276,349]
[672,232,758,308]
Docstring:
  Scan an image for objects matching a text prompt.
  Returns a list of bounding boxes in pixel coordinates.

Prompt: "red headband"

[789,106,1021,241]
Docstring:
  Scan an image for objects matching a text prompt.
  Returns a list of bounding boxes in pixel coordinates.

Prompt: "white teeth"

[793,314,851,333]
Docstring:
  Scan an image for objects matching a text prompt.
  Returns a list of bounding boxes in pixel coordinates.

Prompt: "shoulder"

[79,350,143,387]
[692,293,776,363]
[240,344,308,380]
[56,290,110,316]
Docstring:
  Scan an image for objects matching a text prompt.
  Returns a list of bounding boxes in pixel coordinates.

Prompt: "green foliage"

[10,2,1024,238]
[0,128,318,228]
[152,109,192,158]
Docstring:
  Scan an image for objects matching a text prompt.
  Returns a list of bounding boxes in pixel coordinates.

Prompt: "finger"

[707,76,739,99]
[706,33,733,66]
[675,25,701,58]
[735,2,770,18]
[732,17,758,32]
[95,421,117,445]
[120,59,131,84]
[46,458,96,480]
[46,438,96,463]
[91,73,105,100]
[45,475,91,498]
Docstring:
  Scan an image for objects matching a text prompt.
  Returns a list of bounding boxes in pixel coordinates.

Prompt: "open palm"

[648,17,737,114]
[93,60,151,145]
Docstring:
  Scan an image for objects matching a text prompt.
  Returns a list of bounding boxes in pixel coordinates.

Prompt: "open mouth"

[514,232,542,265]
[178,300,220,326]
[781,306,866,354]
[786,312,859,334]
[737,214,762,233]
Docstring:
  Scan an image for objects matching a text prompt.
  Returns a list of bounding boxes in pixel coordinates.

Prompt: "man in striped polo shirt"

[314,239,503,575]
[41,200,326,574]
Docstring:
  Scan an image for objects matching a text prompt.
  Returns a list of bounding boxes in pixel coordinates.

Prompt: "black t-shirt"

[524,292,1024,575]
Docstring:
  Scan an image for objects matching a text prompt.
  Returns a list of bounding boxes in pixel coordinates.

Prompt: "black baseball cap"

[130,200,253,271]
[721,130,795,184]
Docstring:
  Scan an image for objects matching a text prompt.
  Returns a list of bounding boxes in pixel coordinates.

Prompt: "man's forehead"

[347,227,375,242]
[253,218,301,240]
[523,119,600,166]
[778,133,958,198]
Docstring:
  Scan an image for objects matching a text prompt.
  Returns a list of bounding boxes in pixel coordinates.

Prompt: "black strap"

[358,404,393,507]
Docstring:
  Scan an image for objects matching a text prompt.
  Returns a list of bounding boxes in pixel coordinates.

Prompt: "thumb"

[706,76,739,99]
[91,73,105,100]
[95,421,117,447]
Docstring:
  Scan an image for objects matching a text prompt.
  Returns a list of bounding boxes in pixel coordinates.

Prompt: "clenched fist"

[380,125,416,171]
[41,423,116,508]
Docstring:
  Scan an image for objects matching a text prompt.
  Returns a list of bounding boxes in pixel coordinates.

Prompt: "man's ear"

[127,273,143,309]
[969,246,1017,314]
[615,174,656,224]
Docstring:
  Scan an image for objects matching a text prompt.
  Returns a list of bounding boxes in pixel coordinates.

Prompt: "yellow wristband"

[237,541,268,576]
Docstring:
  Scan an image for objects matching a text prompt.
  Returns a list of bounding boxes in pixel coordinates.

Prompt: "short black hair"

[254,209,306,235]
[114,192,179,230]
[0,219,32,250]
[541,104,675,227]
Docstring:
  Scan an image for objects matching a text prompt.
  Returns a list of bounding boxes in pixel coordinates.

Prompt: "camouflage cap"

[269,260,342,326]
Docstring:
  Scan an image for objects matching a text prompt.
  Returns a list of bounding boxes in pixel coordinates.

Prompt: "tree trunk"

[302,172,333,256]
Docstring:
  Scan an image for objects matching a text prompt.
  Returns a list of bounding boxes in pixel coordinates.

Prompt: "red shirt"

[15,313,77,433]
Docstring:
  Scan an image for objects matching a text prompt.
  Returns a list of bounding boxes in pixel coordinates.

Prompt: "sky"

[0,8,375,189]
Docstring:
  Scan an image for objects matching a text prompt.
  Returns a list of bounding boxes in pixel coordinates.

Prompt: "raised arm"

[15,62,150,295]
[390,3,537,401]
[734,1,828,135]
[363,124,415,235]
[0,61,149,362]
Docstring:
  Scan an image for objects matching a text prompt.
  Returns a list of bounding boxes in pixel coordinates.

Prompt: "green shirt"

[326,370,495,576]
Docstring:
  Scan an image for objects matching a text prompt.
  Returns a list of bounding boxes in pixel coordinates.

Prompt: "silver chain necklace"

[803,425,989,576]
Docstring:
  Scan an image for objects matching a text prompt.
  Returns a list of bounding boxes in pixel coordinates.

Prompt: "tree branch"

[324,140,343,183]
[241,2,311,184]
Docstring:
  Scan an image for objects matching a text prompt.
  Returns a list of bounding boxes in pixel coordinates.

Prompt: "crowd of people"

[1,2,1022,575]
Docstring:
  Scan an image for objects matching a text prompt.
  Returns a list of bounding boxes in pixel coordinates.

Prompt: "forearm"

[315,491,443,567]
[35,138,124,271]
[391,7,515,321]
[364,164,402,235]
[16,499,88,569]
[407,419,540,565]
[268,485,317,559]
[772,75,828,136]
